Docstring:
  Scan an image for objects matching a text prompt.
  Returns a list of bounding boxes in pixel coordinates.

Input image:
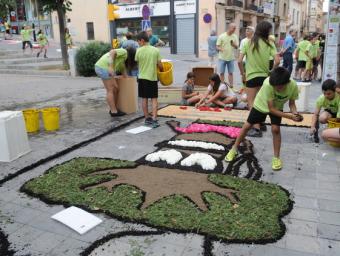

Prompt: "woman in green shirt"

[238,21,280,137]
[94,48,135,117]
[36,30,49,58]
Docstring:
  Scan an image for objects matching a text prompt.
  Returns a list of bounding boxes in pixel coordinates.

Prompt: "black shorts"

[5,29,10,34]
[312,58,319,66]
[247,107,282,126]
[297,60,306,69]
[22,41,33,49]
[325,109,337,118]
[246,77,267,88]
[138,79,158,98]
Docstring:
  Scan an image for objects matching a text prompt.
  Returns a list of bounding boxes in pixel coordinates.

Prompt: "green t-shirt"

[216,33,239,61]
[95,48,127,71]
[135,44,161,81]
[65,33,72,45]
[254,78,299,113]
[316,94,340,117]
[310,43,319,58]
[21,29,33,41]
[241,39,277,81]
[37,34,48,46]
[297,40,312,61]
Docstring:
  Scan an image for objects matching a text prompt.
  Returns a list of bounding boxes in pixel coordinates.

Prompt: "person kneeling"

[181,72,201,106]
[225,67,302,171]
[195,73,237,108]
[310,79,340,135]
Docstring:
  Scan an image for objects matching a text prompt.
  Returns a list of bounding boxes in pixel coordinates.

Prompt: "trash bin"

[327,118,340,147]
[296,82,311,112]
[22,109,40,133]
[41,107,60,131]
[158,61,173,86]
[0,111,31,162]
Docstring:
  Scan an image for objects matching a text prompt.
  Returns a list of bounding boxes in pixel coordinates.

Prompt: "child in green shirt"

[135,31,163,128]
[310,79,340,134]
[95,48,133,117]
[225,67,302,171]
[36,30,49,58]
[21,25,33,54]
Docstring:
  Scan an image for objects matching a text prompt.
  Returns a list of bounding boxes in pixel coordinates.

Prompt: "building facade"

[307,0,324,33]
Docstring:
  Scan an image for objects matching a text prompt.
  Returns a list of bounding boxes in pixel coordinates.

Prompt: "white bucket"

[0,111,31,162]
[296,82,311,112]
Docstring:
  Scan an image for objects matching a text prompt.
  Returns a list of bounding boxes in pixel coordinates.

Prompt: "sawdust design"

[85,166,239,211]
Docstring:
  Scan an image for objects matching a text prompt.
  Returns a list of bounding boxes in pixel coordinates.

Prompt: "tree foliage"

[0,0,16,18]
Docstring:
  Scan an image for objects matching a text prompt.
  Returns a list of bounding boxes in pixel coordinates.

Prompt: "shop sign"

[116,2,170,18]
[174,0,196,15]
[263,1,273,15]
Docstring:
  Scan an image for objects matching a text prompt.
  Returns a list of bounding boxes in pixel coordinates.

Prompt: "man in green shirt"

[295,35,312,81]
[21,25,33,54]
[135,31,163,128]
[216,23,239,88]
[225,67,302,171]
[311,79,340,134]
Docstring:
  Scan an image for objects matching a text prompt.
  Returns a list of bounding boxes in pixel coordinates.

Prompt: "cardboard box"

[116,77,139,114]
[192,67,215,87]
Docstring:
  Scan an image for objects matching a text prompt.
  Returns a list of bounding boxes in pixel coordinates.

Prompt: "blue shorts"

[218,59,235,74]
[95,66,112,80]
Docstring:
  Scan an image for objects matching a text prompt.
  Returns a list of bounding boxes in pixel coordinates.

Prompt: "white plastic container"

[0,111,31,162]
[296,82,311,112]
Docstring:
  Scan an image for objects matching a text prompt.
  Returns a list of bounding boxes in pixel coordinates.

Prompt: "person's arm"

[268,100,299,121]
[238,53,246,83]
[195,90,210,107]
[273,53,280,68]
[206,90,223,104]
[108,50,116,76]
[288,99,298,115]
[311,107,321,133]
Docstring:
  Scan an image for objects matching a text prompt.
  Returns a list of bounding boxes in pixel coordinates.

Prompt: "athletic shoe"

[144,117,153,125]
[109,110,126,117]
[225,148,237,162]
[152,119,160,128]
[272,157,282,171]
[247,128,263,137]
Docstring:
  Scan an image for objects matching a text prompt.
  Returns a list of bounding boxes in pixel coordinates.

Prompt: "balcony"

[247,3,258,12]
[227,0,243,8]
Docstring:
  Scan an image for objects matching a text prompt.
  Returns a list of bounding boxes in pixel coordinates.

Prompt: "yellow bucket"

[157,62,173,86]
[41,107,60,131]
[327,118,340,147]
[22,109,40,133]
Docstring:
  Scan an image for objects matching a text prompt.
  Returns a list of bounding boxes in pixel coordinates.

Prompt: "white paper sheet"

[51,206,102,235]
[126,126,152,134]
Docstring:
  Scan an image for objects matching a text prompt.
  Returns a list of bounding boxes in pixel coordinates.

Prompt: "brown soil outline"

[85,165,240,211]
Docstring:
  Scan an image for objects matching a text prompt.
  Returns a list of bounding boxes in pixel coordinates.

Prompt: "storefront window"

[116,16,169,45]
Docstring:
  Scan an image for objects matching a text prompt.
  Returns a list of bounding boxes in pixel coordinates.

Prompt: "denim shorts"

[218,59,235,74]
[95,66,112,80]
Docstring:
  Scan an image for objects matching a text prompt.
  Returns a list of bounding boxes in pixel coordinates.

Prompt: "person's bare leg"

[187,95,201,104]
[222,96,238,105]
[151,98,158,119]
[271,125,281,158]
[231,122,253,150]
[228,73,234,87]
[142,98,149,118]
[246,86,261,130]
[319,111,332,124]
[220,73,225,84]
[322,128,340,143]
[103,79,118,113]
